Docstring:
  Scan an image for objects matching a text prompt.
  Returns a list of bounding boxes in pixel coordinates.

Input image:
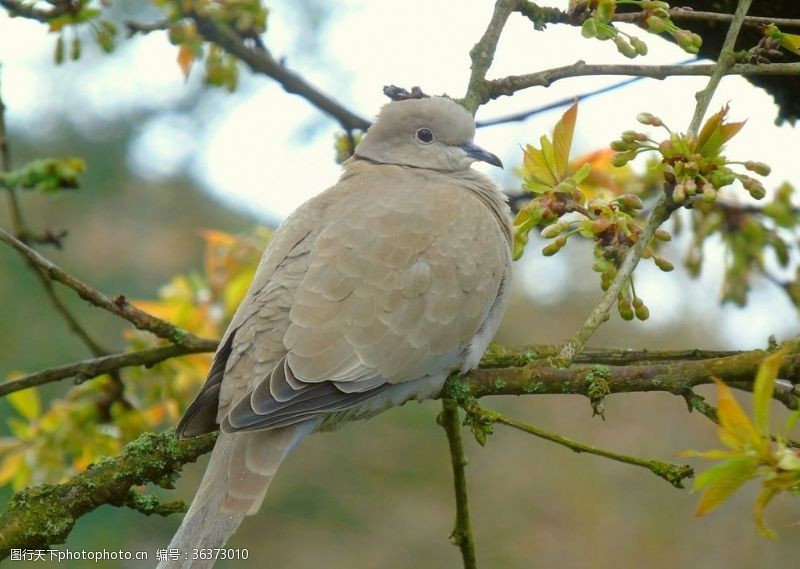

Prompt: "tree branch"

[1,338,796,555]
[438,400,478,569]
[0,340,217,398]
[466,404,694,488]
[461,0,520,114]
[482,61,800,105]
[0,0,70,22]
[614,8,800,30]
[688,0,753,136]
[186,10,370,131]
[0,227,198,344]
[0,430,217,559]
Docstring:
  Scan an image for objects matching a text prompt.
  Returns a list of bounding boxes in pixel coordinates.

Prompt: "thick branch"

[0,430,217,558]
[439,401,478,569]
[0,228,198,344]
[457,342,800,404]
[462,0,520,114]
[2,340,796,554]
[187,11,370,131]
[0,340,217,397]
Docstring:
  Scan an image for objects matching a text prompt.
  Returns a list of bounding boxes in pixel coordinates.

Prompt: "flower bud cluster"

[610,109,770,206]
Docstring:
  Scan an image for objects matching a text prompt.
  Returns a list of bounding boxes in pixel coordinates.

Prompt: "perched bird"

[159,95,512,568]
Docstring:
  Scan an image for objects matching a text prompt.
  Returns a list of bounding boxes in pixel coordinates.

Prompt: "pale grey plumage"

[158,96,512,568]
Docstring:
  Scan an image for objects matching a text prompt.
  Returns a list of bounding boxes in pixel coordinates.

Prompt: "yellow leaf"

[7,388,41,421]
[713,378,763,452]
[199,229,237,247]
[753,349,785,435]
[522,144,557,187]
[779,33,800,56]
[177,44,195,81]
[552,101,578,179]
[224,267,256,315]
[0,451,24,486]
[753,486,779,539]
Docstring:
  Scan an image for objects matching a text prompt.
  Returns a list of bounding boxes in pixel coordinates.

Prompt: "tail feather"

[157,422,315,569]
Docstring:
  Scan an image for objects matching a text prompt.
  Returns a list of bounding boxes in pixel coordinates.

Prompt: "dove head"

[354,96,502,172]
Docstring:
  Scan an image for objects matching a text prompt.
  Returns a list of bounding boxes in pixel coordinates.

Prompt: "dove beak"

[461,141,503,169]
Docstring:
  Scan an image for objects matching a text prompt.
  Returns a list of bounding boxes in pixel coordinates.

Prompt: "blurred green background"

[2,1,799,567]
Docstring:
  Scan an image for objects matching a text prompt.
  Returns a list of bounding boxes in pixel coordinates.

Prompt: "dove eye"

[415,128,434,144]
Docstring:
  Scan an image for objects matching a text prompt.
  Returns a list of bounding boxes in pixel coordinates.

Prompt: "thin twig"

[614,8,800,30]
[0,0,70,22]
[560,197,675,361]
[468,404,694,488]
[688,0,754,137]
[439,400,478,569]
[0,340,217,397]
[0,227,195,343]
[483,61,800,105]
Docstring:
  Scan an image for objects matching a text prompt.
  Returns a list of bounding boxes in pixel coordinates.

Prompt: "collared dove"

[159,96,512,568]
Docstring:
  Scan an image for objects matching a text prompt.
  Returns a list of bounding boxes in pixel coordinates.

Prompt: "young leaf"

[522,144,557,187]
[7,388,42,421]
[552,102,578,178]
[753,349,785,435]
[177,44,195,82]
[694,456,758,517]
[753,486,779,539]
[713,378,764,452]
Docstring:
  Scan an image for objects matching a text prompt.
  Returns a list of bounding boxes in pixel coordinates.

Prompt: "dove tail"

[157,422,316,569]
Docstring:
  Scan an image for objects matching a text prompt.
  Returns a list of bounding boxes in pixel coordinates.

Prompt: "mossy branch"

[438,401,478,569]
[463,404,694,489]
[0,430,216,559]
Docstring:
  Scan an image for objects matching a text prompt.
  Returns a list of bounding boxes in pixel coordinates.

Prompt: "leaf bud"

[630,36,648,56]
[654,255,674,272]
[618,299,634,321]
[611,140,631,151]
[612,151,636,167]
[672,184,686,203]
[541,222,567,239]
[742,177,766,199]
[617,194,644,210]
[654,228,672,241]
[632,298,650,321]
[744,161,771,176]
[614,35,638,58]
[645,15,667,33]
[636,112,662,127]
[542,235,567,257]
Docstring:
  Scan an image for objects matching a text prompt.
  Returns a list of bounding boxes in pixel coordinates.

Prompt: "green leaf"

[753,349,785,435]
[7,388,41,421]
[694,456,758,516]
[571,162,591,185]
